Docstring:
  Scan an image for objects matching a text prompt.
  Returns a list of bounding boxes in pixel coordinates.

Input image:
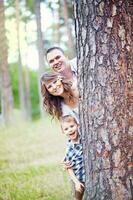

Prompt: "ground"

[0,112,72,200]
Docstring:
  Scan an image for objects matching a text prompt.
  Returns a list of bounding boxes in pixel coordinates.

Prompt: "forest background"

[0,0,75,199]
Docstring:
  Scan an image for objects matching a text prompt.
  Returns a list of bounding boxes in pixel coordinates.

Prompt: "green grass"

[0,114,72,200]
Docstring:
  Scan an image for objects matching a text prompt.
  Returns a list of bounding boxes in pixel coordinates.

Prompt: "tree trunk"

[15,0,28,119]
[34,0,45,116]
[0,0,14,123]
[63,0,75,58]
[24,22,32,121]
[74,0,133,199]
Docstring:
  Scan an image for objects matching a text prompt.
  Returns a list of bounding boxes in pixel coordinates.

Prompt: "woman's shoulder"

[61,102,79,122]
[61,102,78,112]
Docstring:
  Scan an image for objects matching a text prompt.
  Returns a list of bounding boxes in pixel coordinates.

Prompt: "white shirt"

[61,102,79,123]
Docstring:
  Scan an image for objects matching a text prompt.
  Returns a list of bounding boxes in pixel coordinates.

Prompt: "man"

[46,47,77,81]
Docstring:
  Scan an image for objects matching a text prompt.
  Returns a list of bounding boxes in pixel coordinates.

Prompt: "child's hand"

[61,159,72,170]
[75,181,84,193]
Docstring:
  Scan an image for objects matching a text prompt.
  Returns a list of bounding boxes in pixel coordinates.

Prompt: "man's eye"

[49,60,54,63]
[56,56,60,60]
[70,125,74,128]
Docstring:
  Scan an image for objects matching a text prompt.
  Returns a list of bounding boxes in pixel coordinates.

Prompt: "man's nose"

[53,59,58,65]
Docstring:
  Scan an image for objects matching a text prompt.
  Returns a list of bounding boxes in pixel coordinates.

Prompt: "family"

[40,47,85,200]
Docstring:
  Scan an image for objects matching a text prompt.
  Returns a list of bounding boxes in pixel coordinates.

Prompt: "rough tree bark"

[74,1,133,200]
[0,0,13,123]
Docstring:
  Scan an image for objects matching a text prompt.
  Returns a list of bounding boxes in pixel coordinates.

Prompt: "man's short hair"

[46,47,64,57]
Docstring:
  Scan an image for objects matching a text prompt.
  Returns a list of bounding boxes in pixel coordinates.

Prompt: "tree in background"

[49,0,62,45]
[15,0,31,120]
[74,0,133,199]
[34,0,45,116]
[63,0,75,58]
[0,0,14,123]
[45,0,75,57]
[2,0,76,120]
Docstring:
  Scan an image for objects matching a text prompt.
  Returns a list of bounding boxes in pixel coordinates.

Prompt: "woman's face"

[45,78,64,96]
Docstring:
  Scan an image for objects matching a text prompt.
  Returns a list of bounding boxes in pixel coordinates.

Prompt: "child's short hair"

[60,115,78,125]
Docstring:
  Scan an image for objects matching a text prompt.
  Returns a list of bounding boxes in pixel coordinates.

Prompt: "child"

[60,115,85,200]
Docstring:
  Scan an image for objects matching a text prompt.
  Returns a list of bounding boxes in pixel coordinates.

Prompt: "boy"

[60,115,85,200]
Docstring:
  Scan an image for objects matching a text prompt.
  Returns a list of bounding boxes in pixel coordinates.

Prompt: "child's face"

[61,120,79,141]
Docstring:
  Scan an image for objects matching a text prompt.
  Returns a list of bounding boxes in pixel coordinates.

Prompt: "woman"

[40,72,79,120]
[41,72,80,183]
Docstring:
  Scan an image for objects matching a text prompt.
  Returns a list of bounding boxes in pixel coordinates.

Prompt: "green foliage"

[25,0,34,13]
[9,63,20,108]
[0,94,1,113]
[29,70,40,119]
[9,63,40,119]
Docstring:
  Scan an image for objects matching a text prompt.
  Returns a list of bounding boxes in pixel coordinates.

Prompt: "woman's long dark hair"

[40,72,74,119]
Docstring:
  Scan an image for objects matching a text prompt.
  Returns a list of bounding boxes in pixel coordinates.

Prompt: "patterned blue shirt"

[64,138,85,183]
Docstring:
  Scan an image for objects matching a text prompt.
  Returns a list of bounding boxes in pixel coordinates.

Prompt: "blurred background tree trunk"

[63,0,75,58]
[34,0,45,117]
[0,0,14,123]
[74,0,133,199]
[23,17,32,121]
[50,0,61,44]
[15,0,29,120]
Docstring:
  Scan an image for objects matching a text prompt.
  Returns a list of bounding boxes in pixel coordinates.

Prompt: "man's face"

[47,49,68,73]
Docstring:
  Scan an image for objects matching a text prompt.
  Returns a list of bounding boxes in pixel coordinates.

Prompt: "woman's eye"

[64,128,68,131]
[53,80,57,84]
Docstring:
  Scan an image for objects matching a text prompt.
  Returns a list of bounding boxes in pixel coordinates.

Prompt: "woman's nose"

[52,84,56,89]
